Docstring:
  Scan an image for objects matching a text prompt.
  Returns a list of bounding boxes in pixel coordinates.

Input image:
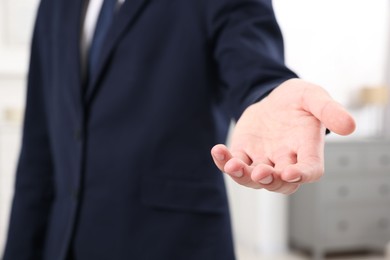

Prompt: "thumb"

[302,84,356,136]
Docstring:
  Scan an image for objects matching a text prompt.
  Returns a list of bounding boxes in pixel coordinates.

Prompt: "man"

[3,0,355,259]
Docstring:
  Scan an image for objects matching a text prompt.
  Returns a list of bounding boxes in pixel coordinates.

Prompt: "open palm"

[211,79,356,194]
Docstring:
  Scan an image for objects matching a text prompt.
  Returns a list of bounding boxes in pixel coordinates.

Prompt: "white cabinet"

[290,140,390,259]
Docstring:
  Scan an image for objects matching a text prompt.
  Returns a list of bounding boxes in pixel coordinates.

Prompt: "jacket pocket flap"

[141,178,227,214]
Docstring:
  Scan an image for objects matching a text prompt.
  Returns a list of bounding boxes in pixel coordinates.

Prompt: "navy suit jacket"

[4,0,296,259]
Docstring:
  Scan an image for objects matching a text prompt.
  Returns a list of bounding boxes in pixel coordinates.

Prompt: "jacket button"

[72,189,80,201]
[74,128,83,141]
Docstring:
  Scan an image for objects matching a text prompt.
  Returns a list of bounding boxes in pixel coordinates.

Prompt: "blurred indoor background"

[0,0,389,259]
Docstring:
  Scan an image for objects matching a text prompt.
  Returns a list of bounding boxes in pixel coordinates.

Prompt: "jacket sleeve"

[208,0,298,120]
[3,1,54,259]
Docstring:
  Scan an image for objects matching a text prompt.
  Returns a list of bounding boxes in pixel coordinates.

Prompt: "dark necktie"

[88,0,117,81]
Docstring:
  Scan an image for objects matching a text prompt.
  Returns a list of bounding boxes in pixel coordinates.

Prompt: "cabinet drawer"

[323,207,390,244]
[324,146,360,174]
[320,178,390,203]
[323,208,363,243]
[363,148,390,173]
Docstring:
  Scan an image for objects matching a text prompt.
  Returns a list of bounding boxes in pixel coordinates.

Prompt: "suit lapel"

[85,0,150,104]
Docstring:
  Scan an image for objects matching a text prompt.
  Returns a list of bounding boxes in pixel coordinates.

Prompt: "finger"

[283,163,323,184]
[224,153,302,193]
[224,151,264,188]
[251,162,276,185]
[278,183,300,195]
[224,157,249,178]
[281,144,324,183]
[226,151,275,187]
[211,144,233,172]
[224,152,261,189]
[211,144,252,172]
[266,182,300,195]
[251,156,284,189]
[212,145,261,188]
[272,149,302,183]
[254,171,300,195]
[303,85,356,136]
[224,158,262,188]
[319,101,356,136]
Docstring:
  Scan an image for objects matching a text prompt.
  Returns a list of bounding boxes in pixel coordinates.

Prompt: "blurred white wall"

[0,0,389,258]
[0,0,39,255]
[275,0,390,138]
[0,0,37,117]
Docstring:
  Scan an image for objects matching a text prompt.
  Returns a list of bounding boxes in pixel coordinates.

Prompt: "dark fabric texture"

[3,0,297,259]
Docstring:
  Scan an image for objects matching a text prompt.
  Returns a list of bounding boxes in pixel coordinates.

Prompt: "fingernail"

[287,177,301,183]
[259,175,273,185]
[231,170,243,178]
[214,154,225,161]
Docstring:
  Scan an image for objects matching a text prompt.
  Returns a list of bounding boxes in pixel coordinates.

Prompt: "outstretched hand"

[211,79,356,194]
